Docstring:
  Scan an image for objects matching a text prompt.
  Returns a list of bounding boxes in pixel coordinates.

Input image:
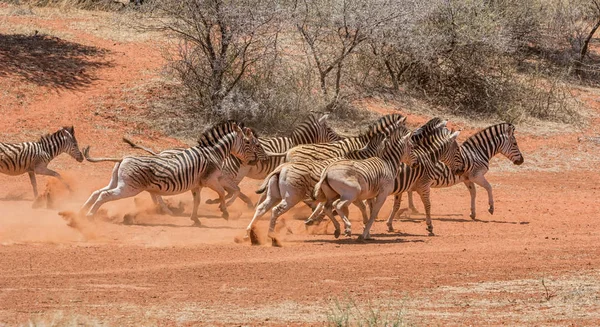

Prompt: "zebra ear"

[232,123,244,134]
[398,116,407,125]
[62,126,74,139]
[243,127,253,138]
[318,113,330,123]
[449,130,461,140]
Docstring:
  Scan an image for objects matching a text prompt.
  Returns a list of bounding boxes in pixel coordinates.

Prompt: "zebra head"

[500,124,524,165]
[290,113,343,145]
[438,130,464,175]
[230,125,266,165]
[386,127,418,168]
[244,127,268,165]
[60,126,84,162]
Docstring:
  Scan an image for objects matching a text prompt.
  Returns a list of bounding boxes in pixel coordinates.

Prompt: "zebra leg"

[35,166,72,194]
[27,171,39,199]
[321,202,342,238]
[245,176,280,236]
[416,187,434,236]
[360,194,387,241]
[353,200,369,225]
[86,184,141,218]
[304,202,324,226]
[268,193,303,236]
[333,199,353,237]
[236,191,255,209]
[407,191,419,214]
[190,187,201,226]
[386,193,407,233]
[150,194,174,216]
[471,175,494,216]
[465,181,477,220]
[204,178,229,220]
[81,163,120,215]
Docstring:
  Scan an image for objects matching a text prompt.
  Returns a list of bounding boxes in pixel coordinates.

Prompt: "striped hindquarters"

[0,142,40,175]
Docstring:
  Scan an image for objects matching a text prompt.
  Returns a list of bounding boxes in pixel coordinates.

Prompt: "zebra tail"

[256,164,285,194]
[122,137,158,155]
[82,146,123,163]
[312,171,328,201]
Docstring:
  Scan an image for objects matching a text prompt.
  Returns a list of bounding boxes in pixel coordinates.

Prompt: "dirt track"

[1,5,600,326]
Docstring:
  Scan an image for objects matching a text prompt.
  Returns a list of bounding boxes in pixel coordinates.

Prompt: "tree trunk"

[576,17,600,74]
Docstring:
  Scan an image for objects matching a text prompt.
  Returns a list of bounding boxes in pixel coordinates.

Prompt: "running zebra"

[246,130,391,241]
[204,113,344,207]
[81,121,266,226]
[0,126,83,199]
[383,122,464,235]
[304,117,449,226]
[125,114,343,209]
[312,127,418,241]
[405,122,524,220]
[285,114,405,162]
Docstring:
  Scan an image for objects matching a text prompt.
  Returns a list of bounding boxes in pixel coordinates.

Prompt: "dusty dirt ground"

[1,4,600,326]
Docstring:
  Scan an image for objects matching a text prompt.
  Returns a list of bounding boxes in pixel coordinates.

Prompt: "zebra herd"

[0,114,524,243]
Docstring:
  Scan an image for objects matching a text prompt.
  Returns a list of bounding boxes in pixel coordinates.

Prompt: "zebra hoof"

[410,208,420,215]
[334,229,341,239]
[304,219,315,226]
[222,212,230,220]
[191,221,201,227]
[470,213,477,220]
[489,207,494,215]
[345,230,352,238]
[387,225,394,233]
[205,199,218,204]
[427,226,434,236]
[356,236,366,243]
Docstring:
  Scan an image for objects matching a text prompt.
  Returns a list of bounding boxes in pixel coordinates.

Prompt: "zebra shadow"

[301,235,425,245]
[0,33,111,90]
[397,216,529,225]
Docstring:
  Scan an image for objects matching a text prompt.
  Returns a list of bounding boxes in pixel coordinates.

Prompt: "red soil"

[0,5,599,326]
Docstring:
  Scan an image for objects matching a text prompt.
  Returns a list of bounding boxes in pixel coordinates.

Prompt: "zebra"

[204,113,344,207]
[405,122,524,220]
[80,121,266,226]
[0,126,83,199]
[304,117,449,226]
[284,114,406,163]
[383,123,464,236]
[123,114,344,210]
[245,130,391,241]
[250,115,408,219]
[311,126,418,241]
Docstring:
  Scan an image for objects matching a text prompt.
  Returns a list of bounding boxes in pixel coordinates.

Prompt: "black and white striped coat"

[312,126,417,240]
[406,122,524,220]
[245,131,390,241]
[0,126,83,199]
[384,124,463,236]
[81,121,266,226]
[284,114,406,163]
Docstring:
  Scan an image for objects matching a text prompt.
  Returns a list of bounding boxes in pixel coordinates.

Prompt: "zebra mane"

[411,118,445,143]
[463,123,514,147]
[197,120,246,147]
[360,113,405,138]
[290,113,343,143]
[38,126,74,142]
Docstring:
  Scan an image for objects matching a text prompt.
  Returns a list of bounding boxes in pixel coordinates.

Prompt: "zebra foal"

[81,121,265,226]
[0,126,83,199]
